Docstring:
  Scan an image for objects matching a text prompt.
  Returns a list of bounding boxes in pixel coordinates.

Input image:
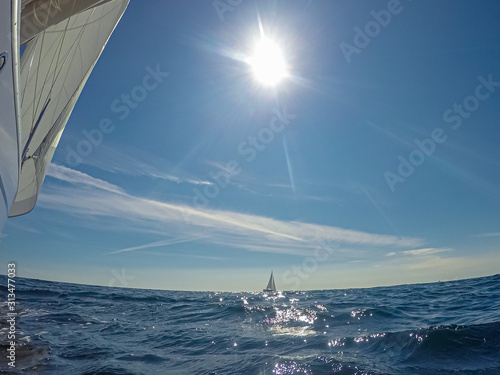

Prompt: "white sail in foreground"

[8,0,129,217]
[0,0,21,232]
[263,271,276,292]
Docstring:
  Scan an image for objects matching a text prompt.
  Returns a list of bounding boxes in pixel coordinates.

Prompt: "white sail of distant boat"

[0,0,129,230]
[263,271,276,292]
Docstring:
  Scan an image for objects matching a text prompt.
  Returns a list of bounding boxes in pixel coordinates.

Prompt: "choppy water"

[0,274,499,374]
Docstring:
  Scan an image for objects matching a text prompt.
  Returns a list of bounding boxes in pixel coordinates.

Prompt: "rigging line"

[52,7,108,138]
[41,5,125,33]
[31,2,66,122]
[22,98,51,162]
[42,82,82,143]
[0,175,9,211]
[42,7,97,131]
[17,83,78,198]
[30,81,84,186]
[20,2,119,135]
[20,38,38,112]
[47,0,78,96]
[43,7,96,104]
[21,2,124,154]
[27,5,95,152]
[31,19,47,136]
[31,15,71,130]
[31,29,67,87]
[32,0,51,27]
[51,38,105,136]
[15,173,35,195]
[29,1,66,113]
[95,6,103,61]
[23,2,121,118]
[21,38,57,129]
[30,0,88,135]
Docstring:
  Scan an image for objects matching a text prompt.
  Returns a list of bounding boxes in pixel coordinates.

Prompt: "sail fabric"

[9,0,129,217]
[266,272,276,291]
[0,0,21,231]
[19,0,116,44]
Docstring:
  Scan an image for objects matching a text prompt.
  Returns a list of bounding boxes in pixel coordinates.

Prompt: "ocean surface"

[0,274,499,375]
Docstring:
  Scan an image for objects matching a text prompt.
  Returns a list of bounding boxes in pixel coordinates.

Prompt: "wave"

[326,321,500,371]
[0,274,498,374]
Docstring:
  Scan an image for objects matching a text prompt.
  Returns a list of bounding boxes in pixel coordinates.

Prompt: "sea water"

[0,274,499,374]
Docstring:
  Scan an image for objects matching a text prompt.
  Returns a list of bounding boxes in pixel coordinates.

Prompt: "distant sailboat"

[263,271,276,292]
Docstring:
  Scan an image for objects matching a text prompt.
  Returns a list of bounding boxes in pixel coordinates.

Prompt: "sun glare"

[248,38,287,86]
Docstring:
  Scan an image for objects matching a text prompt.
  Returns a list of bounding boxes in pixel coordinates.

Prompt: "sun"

[248,38,287,86]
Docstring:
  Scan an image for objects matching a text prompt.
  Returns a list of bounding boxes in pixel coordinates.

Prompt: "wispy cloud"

[300,195,345,204]
[402,248,453,256]
[476,232,500,238]
[135,251,227,261]
[105,236,206,255]
[385,248,453,257]
[71,144,212,186]
[3,219,43,235]
[47,164,125,194]
[41,165,426,258]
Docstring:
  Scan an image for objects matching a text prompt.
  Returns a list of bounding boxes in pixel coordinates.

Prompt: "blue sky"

[2,0,500,291]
